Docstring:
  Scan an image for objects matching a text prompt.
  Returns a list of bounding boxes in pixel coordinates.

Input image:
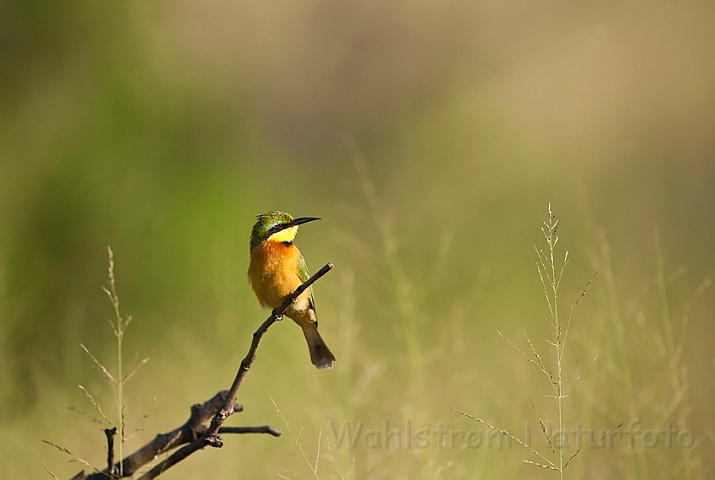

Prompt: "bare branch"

[71,392,242,479]
[68,262,332,480]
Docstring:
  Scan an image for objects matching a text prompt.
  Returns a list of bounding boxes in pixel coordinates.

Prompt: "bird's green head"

[249,210,321,252]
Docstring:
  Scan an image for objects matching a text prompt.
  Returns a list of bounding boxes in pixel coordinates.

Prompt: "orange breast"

[247,241,304,308]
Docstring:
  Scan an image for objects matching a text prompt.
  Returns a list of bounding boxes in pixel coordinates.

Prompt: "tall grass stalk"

[456,205,607,477]
[45,248,146,478]
[345,135,453,475]
[597,230,649,479]
[535,204,568,479]
[101,247,128,476]
[98,247,148,477]
[593,222,711,480]
[351,155,428,419]
[653,228,709,480]
[343,137,431,419]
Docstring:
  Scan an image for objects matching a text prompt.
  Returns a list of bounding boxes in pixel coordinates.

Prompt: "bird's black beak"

[289,217,321,227]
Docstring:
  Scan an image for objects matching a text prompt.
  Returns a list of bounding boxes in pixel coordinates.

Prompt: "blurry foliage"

[0,0,713,478]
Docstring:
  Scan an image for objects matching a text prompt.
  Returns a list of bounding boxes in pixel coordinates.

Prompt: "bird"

[247,210,335,369]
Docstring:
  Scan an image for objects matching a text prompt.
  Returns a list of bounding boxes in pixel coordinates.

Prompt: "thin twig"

[209,262,333,439]
[105,427,117,477]
[218,426,282,436]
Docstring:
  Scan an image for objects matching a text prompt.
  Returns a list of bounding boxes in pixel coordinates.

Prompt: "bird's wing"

[298,254,316,312]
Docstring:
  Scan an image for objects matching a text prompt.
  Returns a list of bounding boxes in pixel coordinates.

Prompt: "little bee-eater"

[247,211,335,369]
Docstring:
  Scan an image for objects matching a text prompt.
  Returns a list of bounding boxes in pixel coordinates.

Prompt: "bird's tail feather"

[301,323,335,369]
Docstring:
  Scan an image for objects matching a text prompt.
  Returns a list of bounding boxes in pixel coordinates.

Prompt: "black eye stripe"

[266,223,286,237]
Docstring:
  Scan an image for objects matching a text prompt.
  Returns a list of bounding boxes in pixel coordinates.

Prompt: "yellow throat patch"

[267,226,298,243]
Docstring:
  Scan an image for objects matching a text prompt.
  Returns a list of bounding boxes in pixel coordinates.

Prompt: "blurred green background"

[1,0,713,478]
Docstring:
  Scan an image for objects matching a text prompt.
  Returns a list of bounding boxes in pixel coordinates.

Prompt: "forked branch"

[68,263,333,480]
